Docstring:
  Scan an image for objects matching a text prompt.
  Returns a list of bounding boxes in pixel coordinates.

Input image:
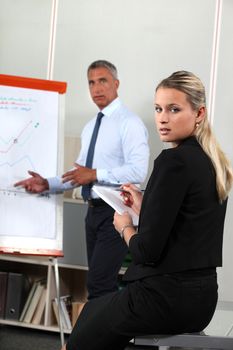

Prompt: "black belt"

[87,198,108,208]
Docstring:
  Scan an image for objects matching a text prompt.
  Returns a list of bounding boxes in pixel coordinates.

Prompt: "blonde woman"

[61,71,233,350]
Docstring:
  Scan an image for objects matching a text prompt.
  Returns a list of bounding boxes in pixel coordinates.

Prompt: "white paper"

[93,185,139,225]
[0,85,59,239]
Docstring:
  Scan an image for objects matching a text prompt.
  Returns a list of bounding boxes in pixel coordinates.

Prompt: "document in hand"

[92,185,139,225]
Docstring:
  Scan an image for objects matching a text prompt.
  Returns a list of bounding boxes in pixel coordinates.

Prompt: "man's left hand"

[62,164,97,185]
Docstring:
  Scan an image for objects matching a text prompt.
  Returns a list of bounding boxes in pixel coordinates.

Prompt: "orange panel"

[0,74,67,94]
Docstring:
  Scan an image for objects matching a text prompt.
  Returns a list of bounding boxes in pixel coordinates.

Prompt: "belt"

[87,198,108,208]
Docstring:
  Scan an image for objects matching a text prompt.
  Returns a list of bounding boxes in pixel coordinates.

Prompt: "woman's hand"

[113,211,132,233]
[113,211,136,245]
[120,184,143,215]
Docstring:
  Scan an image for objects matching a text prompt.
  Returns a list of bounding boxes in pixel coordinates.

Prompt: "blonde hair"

[156,71,233,202]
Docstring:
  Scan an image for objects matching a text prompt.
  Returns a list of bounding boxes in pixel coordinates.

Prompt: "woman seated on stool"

[61,71,233,350]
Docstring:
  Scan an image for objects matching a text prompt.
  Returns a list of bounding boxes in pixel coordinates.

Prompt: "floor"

[0,325,205,350]
[0,325,66,350]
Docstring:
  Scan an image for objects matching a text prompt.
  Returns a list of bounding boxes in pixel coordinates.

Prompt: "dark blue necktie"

[81,112,104,201]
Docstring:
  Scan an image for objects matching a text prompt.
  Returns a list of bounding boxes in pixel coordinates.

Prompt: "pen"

[114,188,145,193]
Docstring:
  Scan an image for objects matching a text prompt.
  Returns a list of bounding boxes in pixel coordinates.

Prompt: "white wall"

[0,0,51,78]
[212,0,233,302]
[54,0,215,172]
[0,0,232,302]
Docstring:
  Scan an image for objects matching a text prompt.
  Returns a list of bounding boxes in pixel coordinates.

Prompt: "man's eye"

[155,107,162,113]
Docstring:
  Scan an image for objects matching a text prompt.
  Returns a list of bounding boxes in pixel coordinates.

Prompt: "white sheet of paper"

[0,87,59,239]
[93,185,139,225]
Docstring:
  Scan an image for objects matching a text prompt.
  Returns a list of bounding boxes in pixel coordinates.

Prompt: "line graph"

[0,120,33,153]
[0,154,36,170]
[0,83,60,241]
[0,74,66,254]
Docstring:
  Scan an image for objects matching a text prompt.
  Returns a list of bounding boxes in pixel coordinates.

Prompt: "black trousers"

[66,271,218,350]
[85,202,128,299]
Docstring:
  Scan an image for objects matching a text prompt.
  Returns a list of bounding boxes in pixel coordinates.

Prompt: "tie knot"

[97,112,104,121]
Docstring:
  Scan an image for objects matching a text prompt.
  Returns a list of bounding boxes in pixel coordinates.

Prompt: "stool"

[133,332,233,349]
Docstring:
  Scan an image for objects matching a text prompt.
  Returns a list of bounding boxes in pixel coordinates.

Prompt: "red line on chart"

[0,120,33,154]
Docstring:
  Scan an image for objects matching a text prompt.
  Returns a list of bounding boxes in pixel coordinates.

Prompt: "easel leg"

[52,257,65,347]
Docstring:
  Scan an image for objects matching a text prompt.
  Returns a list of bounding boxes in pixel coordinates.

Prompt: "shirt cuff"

[96,168,122,184]
[47,176,75,193]
[47,177,63,193]
[96,169,108,182]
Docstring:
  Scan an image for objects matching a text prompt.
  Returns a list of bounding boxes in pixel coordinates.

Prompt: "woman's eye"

[155,107,162,113]
[170,107,180,113]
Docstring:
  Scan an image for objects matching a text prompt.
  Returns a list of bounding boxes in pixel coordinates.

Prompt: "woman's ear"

[196,106,206,124]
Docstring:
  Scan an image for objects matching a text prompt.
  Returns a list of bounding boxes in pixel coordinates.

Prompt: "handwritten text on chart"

[0,96,38,112]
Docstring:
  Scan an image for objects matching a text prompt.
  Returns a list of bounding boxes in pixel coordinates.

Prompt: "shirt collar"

[100,97,121,117]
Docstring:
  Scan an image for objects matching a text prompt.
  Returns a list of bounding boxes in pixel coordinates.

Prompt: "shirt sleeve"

[47,175,77,193]
[97,117,149,184]
[128,151,189,265]
[75,130,86,167]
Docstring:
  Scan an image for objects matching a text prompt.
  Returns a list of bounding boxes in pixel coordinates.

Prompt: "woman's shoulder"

[160,139,213,181]
[156,138,208,173]
[162,137,203,159]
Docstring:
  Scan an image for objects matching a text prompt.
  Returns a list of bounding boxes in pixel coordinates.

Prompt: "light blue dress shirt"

[47,98,149,197]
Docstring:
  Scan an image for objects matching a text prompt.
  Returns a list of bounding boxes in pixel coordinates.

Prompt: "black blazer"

[124,137,227,281]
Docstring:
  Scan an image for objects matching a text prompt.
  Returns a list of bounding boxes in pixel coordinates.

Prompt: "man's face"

[88,67,119,110]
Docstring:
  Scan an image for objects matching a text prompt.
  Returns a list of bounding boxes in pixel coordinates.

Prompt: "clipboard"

[93,185,139,225]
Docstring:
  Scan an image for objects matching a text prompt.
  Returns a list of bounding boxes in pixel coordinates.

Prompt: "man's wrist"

[44,179,49,191]
[91,169,97,182]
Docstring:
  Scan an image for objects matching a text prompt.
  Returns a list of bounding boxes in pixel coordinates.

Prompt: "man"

[14,60,149,299]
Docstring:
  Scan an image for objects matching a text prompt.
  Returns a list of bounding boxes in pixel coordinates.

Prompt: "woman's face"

[155,87,203,146]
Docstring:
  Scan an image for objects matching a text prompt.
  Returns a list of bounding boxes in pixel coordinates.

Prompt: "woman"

[62,71,233,350]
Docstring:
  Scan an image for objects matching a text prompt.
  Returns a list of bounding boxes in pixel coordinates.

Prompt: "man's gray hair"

[87,60,118,80]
